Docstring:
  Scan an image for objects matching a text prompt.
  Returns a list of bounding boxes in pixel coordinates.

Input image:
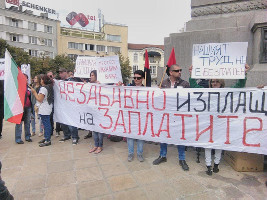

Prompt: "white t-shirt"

[37,87,53,115]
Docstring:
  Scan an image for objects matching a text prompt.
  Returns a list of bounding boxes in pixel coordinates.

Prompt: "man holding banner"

[153,64,190,171]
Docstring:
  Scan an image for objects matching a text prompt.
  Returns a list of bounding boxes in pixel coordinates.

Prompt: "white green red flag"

[4,50,27,124]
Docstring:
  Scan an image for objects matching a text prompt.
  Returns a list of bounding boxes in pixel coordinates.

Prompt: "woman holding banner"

[189,64,250,176]
[30,75,54,147]
[88,70,104,154]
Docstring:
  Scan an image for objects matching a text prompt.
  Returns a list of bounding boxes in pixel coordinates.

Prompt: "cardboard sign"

[0,59,4,80]
[21,64,31,84]
[74,56,122,84]
[192,42,248,79]
[53,80,267,155]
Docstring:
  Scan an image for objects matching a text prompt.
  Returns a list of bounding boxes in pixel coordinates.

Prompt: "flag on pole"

[4,50,27,124]
[144,50,151,87]
[166,47,176,76]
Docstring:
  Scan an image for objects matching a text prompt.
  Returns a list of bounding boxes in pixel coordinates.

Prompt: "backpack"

[109,135,123,142]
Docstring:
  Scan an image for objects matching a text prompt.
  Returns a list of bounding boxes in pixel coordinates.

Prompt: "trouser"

[50,107,54,134]
[0,114,3,136]
[127,138,145,155]
[160,143,186,160]
[205,148,222,166]
[61,124,79,139]
[93,132,103,147]
[55,122,62,132]
[40,115,52,141]
[15,107,31,142]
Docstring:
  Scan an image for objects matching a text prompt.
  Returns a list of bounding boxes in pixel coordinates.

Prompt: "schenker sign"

[6,0,56,15]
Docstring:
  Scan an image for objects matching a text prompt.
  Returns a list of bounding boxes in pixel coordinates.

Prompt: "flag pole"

[159,66,167,88]
[144,71,147,87]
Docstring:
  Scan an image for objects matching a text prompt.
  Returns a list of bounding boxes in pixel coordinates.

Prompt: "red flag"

[144,50,151,87]
[167,47,176,67]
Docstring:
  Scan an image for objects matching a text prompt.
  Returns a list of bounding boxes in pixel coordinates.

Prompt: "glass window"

[44,25,53,33]
[28,22,37,31]
[10,34,19,42]
[261,28,267,63]
[107,34,121,42]
[44,39,53,47]
[107,46,120,53]
[68,42,83,50]
[85,44,94,51]
[29,49,38,57]
[28,36,37,44]
[10,18,19,27]
[68,54,78,61]
[150,66,157,74]
[96,45,105,52]
[133,53,138,62]
[132,65,138,72]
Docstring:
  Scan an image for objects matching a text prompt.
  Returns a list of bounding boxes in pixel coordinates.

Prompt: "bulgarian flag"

[4,50,27,124]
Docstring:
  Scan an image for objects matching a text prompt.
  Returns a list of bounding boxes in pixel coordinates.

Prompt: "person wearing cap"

[152,64,190,171]
[58,68,79,145]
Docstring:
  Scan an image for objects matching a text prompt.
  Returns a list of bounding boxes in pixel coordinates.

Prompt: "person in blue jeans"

[89,132,104,154]
[153,64,189,171]
[15,74,32,144]
[127,70,145,162]
[30,75,53,147]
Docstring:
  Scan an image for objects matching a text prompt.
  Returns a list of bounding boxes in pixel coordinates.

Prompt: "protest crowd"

[0,47,266,199]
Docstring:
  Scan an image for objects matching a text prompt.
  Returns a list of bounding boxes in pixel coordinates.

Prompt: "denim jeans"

[160,143,186,160]
[93,132,103,147]
[40,115,51,141]
[15,107,31,142]
[31,105,35,133]
[61,124,78,139]
[127,138,145,155]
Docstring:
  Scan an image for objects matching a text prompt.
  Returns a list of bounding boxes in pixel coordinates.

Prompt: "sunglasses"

[133,77,142,80]
[172,69,182,72]
[211,80,220,83]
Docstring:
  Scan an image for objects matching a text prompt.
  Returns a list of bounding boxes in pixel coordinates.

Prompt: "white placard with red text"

[21,64,31,84]
[0,59,4,80]
[74,56,122,84]
[53,80,267,155]
[192,42,248,79]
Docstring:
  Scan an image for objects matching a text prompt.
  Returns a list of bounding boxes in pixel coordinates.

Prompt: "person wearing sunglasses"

[153,64,190,171]
[189,64,250,175]
[127,70,146,162]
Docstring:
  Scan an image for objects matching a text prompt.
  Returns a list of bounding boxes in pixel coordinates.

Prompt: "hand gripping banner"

[53,80,267,155]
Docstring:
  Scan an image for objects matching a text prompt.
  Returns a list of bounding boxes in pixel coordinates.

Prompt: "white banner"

[74,56,122,84]
[0,59,4,80]
[53,80,267,155]
[192,42,248,79]
[21,64,31,84]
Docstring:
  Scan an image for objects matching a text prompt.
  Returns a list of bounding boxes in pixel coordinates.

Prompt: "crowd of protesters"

[0,64,266,181]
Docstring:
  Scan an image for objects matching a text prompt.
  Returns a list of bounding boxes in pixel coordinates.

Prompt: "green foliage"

[0,38,74,77]
[118,53,131,84]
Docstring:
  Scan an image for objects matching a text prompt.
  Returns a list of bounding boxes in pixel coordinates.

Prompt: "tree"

[118,53,131,84]
[49,55,75,73]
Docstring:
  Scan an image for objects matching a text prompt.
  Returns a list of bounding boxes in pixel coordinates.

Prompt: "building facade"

[58,23,128,60]
[128,44,164,85]
[165,0,267,87]
[0,0,59,58]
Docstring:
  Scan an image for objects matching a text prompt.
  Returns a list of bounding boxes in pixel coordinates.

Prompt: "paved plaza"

[0,121,266,200]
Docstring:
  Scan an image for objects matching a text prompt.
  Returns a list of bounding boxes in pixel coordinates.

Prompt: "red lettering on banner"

[174,114,193,140]
[112,110,127,133]
[111,88,121,108]
[124,89,134,109]
[98,108,113,129]
[87,85,97,105]
[76,83,86,104]
[128,111,141,135]
[196,115,214,142]
[155,113,171,138]
[136,90,149,109]
[99,86,110,106]
[142,112,155,137]
[243,117,262,147]
[67,82,75,102]
[218,115,238,144]
[152,91,166,111]
[59,81,67,100]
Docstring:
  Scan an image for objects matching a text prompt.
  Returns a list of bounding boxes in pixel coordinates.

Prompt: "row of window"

[28,49,53,58]
[132,65,157,74]
[9,34,53,46]
[68,42,121,53]
[8,18,53,33]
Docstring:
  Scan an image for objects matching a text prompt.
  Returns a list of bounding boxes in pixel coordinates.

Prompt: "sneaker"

[72,139,78,145]
[153,156,167,165]
[59,137,71,142]
[16,141,24,144]
[55,132,60,137]
[179,160,189,171]
[26,138,32,142]
[213,164,219,173]
[84,132,92,139]
[39,140,51,147]
[38,139,46,144]
[206,166,212,176]
[128,154,134,162]
[137,154,144,162]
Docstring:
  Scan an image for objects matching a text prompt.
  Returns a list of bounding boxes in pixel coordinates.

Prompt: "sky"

[24,0,192,45]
